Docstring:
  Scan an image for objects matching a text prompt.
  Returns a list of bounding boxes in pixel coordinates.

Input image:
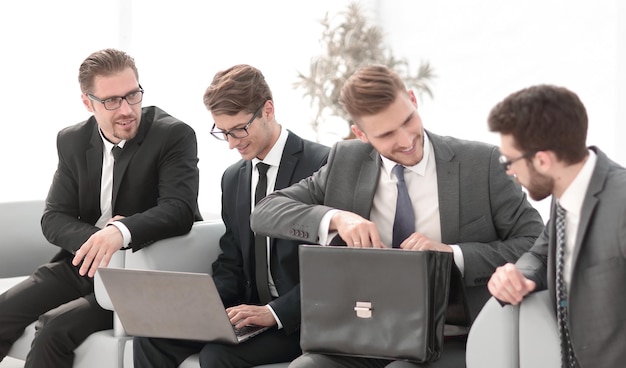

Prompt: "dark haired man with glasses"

[487,84,626,368]
[0,48,202,368]
[134,64,329,367]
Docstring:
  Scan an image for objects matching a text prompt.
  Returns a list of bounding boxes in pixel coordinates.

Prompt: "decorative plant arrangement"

[294,1,435,140]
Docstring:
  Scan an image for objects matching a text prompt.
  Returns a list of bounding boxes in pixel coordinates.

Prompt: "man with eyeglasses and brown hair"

[0,48,202,368]
[487,84,626,368]
[133,64,329,367]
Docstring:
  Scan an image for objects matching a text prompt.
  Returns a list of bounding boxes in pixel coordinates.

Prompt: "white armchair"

[466,290,561,368]
[0,200,125,368]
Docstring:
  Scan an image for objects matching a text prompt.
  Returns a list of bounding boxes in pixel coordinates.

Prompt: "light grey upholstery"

[1,200,292,367]
[0,200,127,367]
[466,290,560,368]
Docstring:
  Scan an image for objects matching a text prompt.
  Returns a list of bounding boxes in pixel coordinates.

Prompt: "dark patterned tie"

[392,165,415,248]
[254,162,272,304]
[555,203,576,368]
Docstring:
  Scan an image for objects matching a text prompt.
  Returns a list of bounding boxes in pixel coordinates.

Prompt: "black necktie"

[555,203,576,367]
[254,162,272,304]
[392,165,415,248]
[112,145,122,162]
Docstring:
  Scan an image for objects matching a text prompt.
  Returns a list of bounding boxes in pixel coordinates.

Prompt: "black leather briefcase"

[299,245,454,363]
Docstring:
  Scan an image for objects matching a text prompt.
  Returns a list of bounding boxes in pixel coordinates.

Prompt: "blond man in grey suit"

[487,84,626,368]
[251,65,544,367]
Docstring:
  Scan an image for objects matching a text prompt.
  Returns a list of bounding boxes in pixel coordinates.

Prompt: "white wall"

[1,0,623,221]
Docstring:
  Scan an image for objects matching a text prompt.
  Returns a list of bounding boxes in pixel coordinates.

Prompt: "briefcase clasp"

[354,301,372,318]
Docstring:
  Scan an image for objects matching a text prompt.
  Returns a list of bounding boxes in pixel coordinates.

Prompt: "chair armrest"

[466,297,520,368]
[0,200,58,277]
[124,220,225,274]
[518,290,560,368]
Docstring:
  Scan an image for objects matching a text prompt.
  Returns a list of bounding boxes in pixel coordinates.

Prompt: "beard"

[525,164,554,201]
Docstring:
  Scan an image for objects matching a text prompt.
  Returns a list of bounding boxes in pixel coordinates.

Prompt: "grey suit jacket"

[515,147,626,368]
[252,131,544,320]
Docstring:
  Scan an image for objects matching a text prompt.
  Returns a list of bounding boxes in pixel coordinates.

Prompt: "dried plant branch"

[294,1,436,140]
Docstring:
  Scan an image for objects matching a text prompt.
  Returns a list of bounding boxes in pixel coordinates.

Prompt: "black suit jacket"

[212,130,329,335]
[42,106,202,262]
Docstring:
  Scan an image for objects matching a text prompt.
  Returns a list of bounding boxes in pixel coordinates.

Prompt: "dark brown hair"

[488,84,588,164]
[203,64,272,116]
[78,48,138,94]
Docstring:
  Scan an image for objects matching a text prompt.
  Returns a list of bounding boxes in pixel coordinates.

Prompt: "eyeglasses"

[499,151,536,171]
[210,102,265,141]
[87,85,144,110]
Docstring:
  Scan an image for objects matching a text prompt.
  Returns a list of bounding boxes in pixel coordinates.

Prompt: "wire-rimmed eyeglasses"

[210,102,266,141]
[87,85,144,110]
[499,151,536,171]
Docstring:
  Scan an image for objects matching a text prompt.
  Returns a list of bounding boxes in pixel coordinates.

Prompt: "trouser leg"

[0,260,91,360]
[134,337,205,368]
[199,328,301,367]
[25,292,113,368]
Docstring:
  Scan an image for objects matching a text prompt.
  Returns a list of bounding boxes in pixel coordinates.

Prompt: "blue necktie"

[555,203,576,367]
[392,165,415,248]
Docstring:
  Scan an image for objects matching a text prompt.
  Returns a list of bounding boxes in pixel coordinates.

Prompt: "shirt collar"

[380,132,432,179]
[252,126,287,168]
[558,149,597,216]
[99,129,126,150]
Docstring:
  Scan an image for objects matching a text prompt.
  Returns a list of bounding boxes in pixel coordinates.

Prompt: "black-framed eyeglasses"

[499,151,536,171]
[87,85,144,110]
[210,102,265,141]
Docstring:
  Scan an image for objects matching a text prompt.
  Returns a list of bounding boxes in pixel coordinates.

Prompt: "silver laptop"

[97,267,269,343]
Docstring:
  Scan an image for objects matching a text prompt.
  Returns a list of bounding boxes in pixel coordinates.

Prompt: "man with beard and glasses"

[250,64,544,368]
[0,48,202,368]
[487,84,626,368]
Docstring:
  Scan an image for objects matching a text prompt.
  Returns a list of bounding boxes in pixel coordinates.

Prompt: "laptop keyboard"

[233,324,263,337]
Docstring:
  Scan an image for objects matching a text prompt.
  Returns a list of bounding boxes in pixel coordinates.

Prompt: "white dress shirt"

[251,126,288,327]
[558,149,596,290]
[96,131,131,247]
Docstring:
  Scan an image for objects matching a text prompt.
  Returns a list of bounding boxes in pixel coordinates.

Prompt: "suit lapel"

[571,149,607,271]
[353,149,380,218]
[275,132,302,190]
[238,161,254,262]
[87,121,104,212]
[429,132,460,244]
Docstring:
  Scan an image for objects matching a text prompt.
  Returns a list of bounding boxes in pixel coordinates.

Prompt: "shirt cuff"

[109,221,132,249]
[449,244,464,276]
[318,209,340,245]
[266,304,283,330]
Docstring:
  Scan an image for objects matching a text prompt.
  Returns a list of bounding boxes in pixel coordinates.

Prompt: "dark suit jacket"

[212,130,329,335]
[42,106,202,262]
[252,131,544,320]
[516,147,626,368]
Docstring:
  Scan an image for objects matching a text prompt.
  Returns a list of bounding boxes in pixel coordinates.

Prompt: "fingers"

[399,233,452,252]
[73,227,123,277]
[333,212,386,248]
[226,304,275,328]
[487,263,534,305]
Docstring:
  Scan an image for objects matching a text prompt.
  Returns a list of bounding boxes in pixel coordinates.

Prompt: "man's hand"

[487,263,536,305]
[330,211,387,248]
[400,232,452,252]
[72,225,123,277]
[226,304,277,328]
